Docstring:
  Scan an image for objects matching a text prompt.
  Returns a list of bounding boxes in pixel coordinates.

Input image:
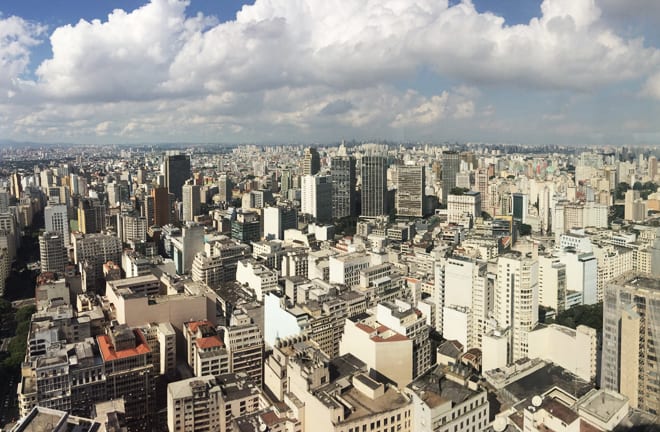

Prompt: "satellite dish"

[532,395,542,407]
[259,424,267,432]
[493,417,507,432]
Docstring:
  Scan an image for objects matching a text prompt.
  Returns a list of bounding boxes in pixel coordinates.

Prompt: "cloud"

[2,0,660,144]
[0,15,45,92]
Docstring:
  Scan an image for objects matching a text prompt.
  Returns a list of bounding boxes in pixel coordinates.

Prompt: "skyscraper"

[396,164,425,217]
[301,175,333,223]
[601,273,660,415]
[442,151,460,203]
[45,204,70,247]
[39,231,67,274]
[361,154,387,217]
[302,147,321,176]
[164,153,191,201]
[182,182,201,222]
[330,155,356,219]
[495,253,539,363]
[152,186,171,227]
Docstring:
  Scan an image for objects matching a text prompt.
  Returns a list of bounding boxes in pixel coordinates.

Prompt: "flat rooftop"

[577,389,628,423]
[408,365,481,409]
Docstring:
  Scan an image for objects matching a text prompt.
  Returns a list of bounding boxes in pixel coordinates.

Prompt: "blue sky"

[1,0,660,146]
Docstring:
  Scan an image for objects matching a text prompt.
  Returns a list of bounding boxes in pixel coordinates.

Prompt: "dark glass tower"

[361,155,387,217]
[331,156,356,219]
[164,153,191,201]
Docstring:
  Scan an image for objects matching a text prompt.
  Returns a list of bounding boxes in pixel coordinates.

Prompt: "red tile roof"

[97,330,151,362]
[195,335,224,350]
[186,320,213,333]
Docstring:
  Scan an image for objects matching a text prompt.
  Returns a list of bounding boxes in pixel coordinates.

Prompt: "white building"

[329,252,371,287]
[235,259,279,301]
[45,204,70,248]
[527,324,597,382]
[447,192,481,226]
[495,253,539,363]
[301,174,332,223]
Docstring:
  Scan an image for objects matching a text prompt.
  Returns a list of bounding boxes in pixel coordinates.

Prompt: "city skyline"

[1,0,660,146]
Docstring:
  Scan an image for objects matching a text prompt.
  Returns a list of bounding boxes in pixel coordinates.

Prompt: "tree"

[449,187,469,195]
[550,303,603,332]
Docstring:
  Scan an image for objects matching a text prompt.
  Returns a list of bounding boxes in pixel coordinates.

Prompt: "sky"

[1,0,660,146]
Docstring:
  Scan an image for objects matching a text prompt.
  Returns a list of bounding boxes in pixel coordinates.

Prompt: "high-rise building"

[78,198,106,234]
[511,192,528,224]
[217,174,234,203]
[39,231,67,274]
[117,214,148,244]
[601,273,659,415]
[649,155,658,179]
[396,165,425,217]
[495,253,539,363]
[263,205,297,240]
[182,182,201,222]
[447,191,481,226]
[441,151,460,203]
[330,155,356,219]
[301,175,332,223]
[98,325,155,431]
[279,169,292,197]
[151,186,170,227]
[302,147,321,176]
[360,155,387,217]
[45,204,70,248]
[10,172,22,199]
[164,153,191,201]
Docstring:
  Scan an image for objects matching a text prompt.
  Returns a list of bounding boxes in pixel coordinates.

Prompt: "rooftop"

[408,365,482,409]
[97,330,150,362]
[577,389,628,423]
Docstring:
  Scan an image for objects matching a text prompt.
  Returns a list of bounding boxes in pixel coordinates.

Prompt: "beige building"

[602,273,660,415]
[339,316,413,387]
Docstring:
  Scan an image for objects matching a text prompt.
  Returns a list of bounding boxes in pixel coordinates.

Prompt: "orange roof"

[196,336,224,350]
[186,320,213,333]
[355,322,408,343]
[97,330,151,362]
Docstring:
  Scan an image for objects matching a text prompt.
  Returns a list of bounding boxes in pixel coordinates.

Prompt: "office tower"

[117,214,148,244]
[151,186,170,227]
[230,211,261,244]
[600,273,660,414]
[302,147,321,176]
[511,192,528,224]
[39,231,67,274]
[98,325,155,431]
[360,154,387,217]
[74,233,122,291]
[280,169,292,197]
[0,191,9,213]
[164,153,191,201]
[223,323,264,387]
[182,182,201,222]
[649,155,658,179]
[447,191,481,226]
[10,172,22,199]
[45,204,70,247]
[263,205,297,240]
[78,198,106,234]
[441,151,460,203]
[601,274,659,415]
[396,165,425,217]
[330,155,356,219]
[301,175,333,223]
[495,253,539,363]
[217,174,233,203]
